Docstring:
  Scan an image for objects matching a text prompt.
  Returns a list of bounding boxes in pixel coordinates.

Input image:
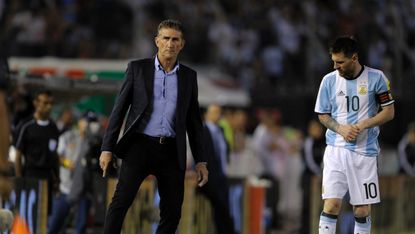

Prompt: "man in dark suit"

[200,104,235,234]
[99,19,209,234]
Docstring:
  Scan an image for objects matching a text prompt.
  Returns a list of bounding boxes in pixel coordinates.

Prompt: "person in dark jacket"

[398,121,415,177]
[199,104,235,234]
[99,19,208,234]
[300,119,325,234]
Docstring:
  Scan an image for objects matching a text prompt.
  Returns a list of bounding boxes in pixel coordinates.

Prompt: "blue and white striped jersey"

[315,66,394,156]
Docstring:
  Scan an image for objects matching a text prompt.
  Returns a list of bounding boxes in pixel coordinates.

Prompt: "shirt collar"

[206,121,220,131]
[154,55,180,74]
[36,119,50,126]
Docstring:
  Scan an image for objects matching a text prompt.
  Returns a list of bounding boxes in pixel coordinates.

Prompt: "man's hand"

[195,162,208,187]
[99,151,113,178]
[338,124,360,142]
[355,120,369,135]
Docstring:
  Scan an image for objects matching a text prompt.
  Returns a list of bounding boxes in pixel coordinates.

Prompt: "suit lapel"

[176,66,187,120]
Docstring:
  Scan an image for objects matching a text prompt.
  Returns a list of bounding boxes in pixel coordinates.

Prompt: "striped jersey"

[314,66,394,156]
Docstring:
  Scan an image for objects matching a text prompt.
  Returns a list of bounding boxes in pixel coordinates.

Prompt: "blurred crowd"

[1,0,415,96]
[0,0,133,58]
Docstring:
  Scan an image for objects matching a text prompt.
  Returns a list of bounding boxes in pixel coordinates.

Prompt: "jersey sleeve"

[314,76,331,114]
[375,72,394,107]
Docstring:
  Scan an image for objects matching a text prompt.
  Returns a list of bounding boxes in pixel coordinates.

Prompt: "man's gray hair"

[157,19,184,37]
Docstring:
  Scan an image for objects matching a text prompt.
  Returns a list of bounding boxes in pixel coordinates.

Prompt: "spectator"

[48,110,100,234]
[199,104,235,234]
[398,121,415,177]
[56,106,74,135]
[227,108,258,178]
[252,108,287,232]
[300,119,325,234]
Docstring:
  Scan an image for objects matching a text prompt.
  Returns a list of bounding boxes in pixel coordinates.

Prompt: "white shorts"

[322,145,380,205]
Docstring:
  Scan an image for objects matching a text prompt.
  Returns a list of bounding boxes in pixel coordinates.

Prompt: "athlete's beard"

[339,69,354,79]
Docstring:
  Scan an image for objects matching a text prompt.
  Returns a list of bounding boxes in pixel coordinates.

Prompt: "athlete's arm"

[318,114,338,132]
[355,104,394,131]
[318,114,359,142]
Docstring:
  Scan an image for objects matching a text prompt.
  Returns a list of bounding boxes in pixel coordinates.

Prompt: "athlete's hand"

[338,124,360,142]
[352,120,371,141]
[355,120,369,134]
[99,151,113,178]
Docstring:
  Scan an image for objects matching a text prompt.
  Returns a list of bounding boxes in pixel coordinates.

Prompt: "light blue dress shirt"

[138,56,179,137]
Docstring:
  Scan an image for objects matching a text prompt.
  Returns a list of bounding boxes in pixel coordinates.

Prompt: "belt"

[140,134,175,145]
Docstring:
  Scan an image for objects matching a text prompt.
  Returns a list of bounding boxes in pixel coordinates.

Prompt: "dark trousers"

[48,193,91,234]
[24,169,56,215]
[199,173,235,234]
[300,173,312,234]
[103,134,185,234]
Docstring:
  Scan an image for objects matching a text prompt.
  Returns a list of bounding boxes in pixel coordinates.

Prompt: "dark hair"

[157,19,184,38]
[329,36,359,58]
[34,89,52,99]
[82,109,98,122]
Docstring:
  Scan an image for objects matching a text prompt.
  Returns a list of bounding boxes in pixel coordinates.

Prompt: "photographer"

[48,110,101,234]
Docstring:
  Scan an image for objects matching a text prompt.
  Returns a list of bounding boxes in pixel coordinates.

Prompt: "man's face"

[331,52,357,79]
[78,118,89,133]
[206,105,222,123]
[155,28,185,60]
[408,130,415,144]
[34,94,53,117]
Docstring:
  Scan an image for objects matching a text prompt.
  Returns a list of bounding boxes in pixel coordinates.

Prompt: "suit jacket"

[101,58,205,170]
[203,125,227,177]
